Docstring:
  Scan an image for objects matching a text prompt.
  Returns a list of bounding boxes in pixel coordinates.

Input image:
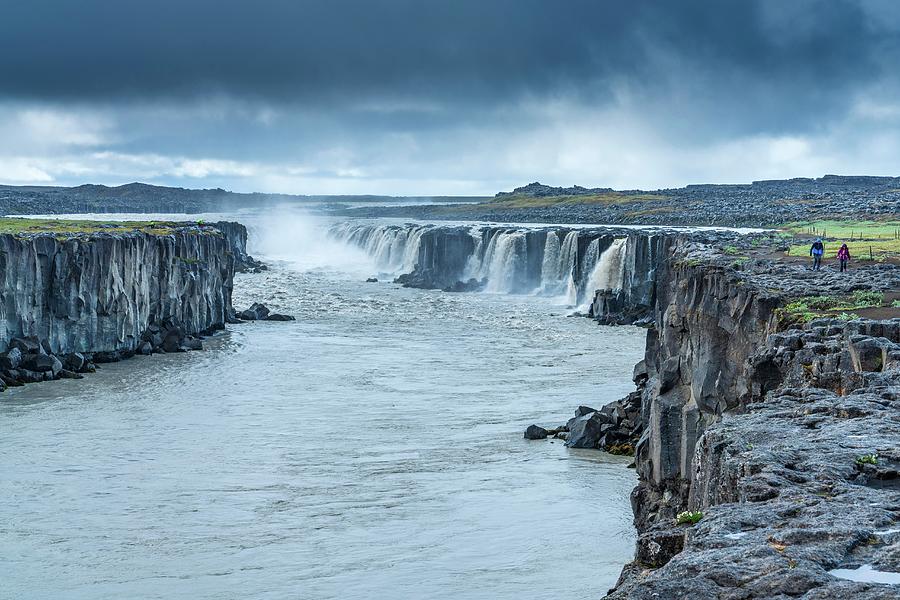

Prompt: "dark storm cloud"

[3,1,900,192]
[1,0,894,112]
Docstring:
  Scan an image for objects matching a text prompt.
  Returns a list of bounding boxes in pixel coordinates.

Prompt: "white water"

[578,238,628,312]
[331,222,631,308]
[539,231,579,297]
[469,231,527,294]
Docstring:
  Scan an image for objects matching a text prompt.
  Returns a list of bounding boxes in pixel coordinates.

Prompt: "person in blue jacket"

[809,238,824,270]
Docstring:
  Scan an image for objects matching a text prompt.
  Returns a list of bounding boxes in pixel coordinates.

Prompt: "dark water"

[0,214,643,599]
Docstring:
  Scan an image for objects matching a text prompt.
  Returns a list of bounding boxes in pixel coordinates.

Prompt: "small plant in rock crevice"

[675,510,703,525]
[856,453,878,466]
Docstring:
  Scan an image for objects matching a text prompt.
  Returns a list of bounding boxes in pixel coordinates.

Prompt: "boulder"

[524,424,549,440]
[138,342,153,356]
[162,329,185,353]
[20,353,62,375]
[565,412,608,449]
[239,302,271,321]
[0,347,23,370]
[62,352,86,372]
[366,277,379,283]
[9,336,43,355]
[265,313,296,321]
[57,369,83,379]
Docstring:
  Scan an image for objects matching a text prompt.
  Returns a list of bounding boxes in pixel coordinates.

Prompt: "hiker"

[809,238,825,271]
[837,243,850,272]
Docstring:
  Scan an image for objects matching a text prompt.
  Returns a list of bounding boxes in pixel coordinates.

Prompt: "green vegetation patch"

[775,290,885,329]
[0,218,207,237]
[675,510,704,525]
[777,220,900,261]
[856,453,879,466]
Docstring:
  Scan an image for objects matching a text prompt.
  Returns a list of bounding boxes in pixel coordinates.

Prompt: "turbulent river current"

[0,212,644,599]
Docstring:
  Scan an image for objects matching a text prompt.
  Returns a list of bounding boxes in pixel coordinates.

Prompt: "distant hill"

[0,182,485,215]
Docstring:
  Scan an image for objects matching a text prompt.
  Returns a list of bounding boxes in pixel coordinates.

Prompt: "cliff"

[606,242,900,598]
[0,223,235,355]
[0,220,244,391]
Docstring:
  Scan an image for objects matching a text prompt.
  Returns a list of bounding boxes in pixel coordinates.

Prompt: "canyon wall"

[607,242,900,599]
[0,224,237,354]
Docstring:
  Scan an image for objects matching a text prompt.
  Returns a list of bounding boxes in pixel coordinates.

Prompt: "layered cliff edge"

[0,220,254,391]
[604,241,900,598]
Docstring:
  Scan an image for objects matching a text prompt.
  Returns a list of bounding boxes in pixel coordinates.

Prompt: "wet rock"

[443,278,486,293]
[92,351,122,364]
[524,424,549,440]
[265,313,296,321]
[20,353,62,375]
[239,302,271,321]
[365,277,379,283]
[62,352,86,372]
[0,347,22,370]
[138,341,153,356]
[181,336,203,351]
[57,369,83,379]
[565,411,610,449]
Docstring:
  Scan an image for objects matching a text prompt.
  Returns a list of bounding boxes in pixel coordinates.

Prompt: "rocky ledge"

[591,237,900,598]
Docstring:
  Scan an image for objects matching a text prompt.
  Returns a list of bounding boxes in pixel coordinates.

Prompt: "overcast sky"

[3,0,900,195]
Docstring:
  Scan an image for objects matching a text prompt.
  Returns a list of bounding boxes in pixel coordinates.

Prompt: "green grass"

[0,218,206,237]
[777,220,900,239]
[775,290,885,328]
[778,220,900,261]
[786,238,900,261]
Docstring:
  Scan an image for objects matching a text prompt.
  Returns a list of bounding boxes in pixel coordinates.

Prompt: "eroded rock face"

[0,226,235,355]
[606,240,900,599]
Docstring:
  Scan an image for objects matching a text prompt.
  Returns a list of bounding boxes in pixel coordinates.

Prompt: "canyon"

[336,221,900,598]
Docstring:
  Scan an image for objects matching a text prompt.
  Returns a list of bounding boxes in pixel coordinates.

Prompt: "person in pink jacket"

[837,243,850,272]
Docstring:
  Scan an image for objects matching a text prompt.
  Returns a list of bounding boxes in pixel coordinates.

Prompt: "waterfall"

[463,230,527,293]
[579,238,628,311]
[328,223,428,273]
[539,230,578,298]
[331,223,636,305]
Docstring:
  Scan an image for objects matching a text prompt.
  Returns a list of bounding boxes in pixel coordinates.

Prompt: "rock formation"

[603,240,900,598]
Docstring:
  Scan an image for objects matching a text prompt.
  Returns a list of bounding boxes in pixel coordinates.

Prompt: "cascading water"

[578,238,628,311]
[539,230,579,298]
[331,223,635,307]
[464,230,527,293]
[329,222,428,273]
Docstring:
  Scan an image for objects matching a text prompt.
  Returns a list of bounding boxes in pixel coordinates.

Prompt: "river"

[0,213,644,599]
